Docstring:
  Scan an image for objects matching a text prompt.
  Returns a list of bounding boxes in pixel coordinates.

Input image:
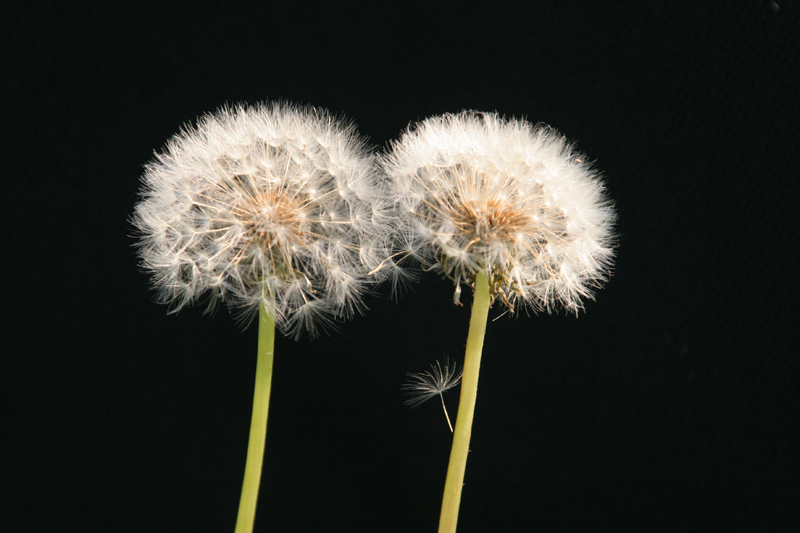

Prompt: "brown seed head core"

[235,188,310,253]
[451,196,531,245]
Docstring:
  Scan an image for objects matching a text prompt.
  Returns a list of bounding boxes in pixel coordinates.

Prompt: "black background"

[4,3,799,531]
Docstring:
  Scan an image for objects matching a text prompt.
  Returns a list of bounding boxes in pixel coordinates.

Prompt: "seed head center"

[239,190,309,250]
[454,197,529,243]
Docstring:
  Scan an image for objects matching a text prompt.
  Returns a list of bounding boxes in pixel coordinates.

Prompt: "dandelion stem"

[439,271,491,533]
[235,302,275,533]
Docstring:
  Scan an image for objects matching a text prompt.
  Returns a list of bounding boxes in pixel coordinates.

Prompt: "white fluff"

[132,102,395,337]
[382,111,616,314]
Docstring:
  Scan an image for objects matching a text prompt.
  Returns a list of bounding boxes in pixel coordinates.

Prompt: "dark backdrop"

[3,3,798,531]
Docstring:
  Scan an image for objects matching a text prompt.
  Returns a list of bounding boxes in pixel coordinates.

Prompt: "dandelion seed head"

[132,102,395,338]
[383,111,616,314]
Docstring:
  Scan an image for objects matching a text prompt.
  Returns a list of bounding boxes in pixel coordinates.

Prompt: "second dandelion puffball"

[382,111,616,313]
[133,103,394,337]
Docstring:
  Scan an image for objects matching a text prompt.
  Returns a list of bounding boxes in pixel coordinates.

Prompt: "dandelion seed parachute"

[382,111,616,314]
[402,359,463,409]
[132,102,395,338]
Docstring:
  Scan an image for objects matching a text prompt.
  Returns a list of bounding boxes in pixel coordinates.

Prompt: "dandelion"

[132,102,393,532]
[402,359,463,431]
[383,111,615,314]
[133,102,394,337]
[383,111,616,533]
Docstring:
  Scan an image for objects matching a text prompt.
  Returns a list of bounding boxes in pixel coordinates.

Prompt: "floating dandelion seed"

[402,359,463,432]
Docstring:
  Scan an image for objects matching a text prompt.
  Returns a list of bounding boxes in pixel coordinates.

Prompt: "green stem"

[235,302,276,533]
[439,271,492,533]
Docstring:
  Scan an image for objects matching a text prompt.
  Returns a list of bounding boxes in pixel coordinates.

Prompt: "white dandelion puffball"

[133,103,393,337]
[382,111,616,314]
